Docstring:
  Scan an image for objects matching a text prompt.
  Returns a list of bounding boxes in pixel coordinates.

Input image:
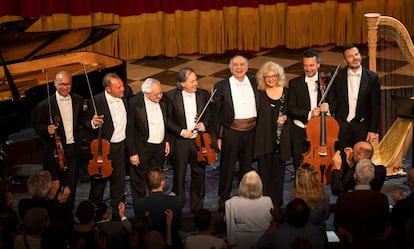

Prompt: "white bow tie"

[58,96,70,101]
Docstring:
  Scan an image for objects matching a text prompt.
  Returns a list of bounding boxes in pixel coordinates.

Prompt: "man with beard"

[328,44,380,151]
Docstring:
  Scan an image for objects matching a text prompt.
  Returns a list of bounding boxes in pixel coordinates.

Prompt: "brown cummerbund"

[230,117,257,131]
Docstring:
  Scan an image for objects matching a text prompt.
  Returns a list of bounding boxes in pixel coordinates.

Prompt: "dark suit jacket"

[334,188,390,240]
[211,75,258,139]
[33,93,84,145]
[328,67,380,133]
[95,219,132,249]
[134,191,183,248]
[126,91,168,156]
[85,92,128,141]
[390,192,414,248]
[287,74,322,125]
[165,88,211,138]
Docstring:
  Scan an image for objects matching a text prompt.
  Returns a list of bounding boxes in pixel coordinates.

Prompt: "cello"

[302,66,341,185]
[194,89,217,165]
[82,64,112,179]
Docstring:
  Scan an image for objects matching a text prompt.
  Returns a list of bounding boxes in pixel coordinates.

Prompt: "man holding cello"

[166,67,212,213]
[33,71,82,210]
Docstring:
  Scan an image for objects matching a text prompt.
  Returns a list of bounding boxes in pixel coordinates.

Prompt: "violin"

[88,122,112,179]
[301,71,340,185]
[54,116,68,172]
[194,89,217,165]
[82,64,112,179]
[195,131,217,165]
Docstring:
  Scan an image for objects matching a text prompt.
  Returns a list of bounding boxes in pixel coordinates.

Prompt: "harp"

[365,13,414,176]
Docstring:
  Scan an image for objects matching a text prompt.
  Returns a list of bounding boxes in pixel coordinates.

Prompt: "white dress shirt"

[305,74,319,120]
[347,66,362,122]
[144,95,165,144]
[229,76,257,119]
[105,91,127,143]
[56,92,74,144]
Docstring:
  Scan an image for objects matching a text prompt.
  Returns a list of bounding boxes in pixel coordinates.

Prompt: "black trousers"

[258,153,286,207]
[218,127,254,208]
[89,140,126,219]
[171,139,205,212]
[130,141,165,215]
[291,124,307,173]
[338,118,368,152]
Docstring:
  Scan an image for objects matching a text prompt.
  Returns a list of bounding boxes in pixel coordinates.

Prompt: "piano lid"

[0,19,120,65]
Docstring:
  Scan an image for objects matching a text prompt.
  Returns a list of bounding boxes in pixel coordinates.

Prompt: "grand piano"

[0,18,126,143]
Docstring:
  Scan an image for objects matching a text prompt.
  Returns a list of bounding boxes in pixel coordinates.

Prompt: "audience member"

[331,140,386,195]
[128,215,152,249]
[72,200,106,249]
[225,170,273,249]
[134,167,183,249]
[184,208,227,249]
[17,170,73,230]
[334,159,390,244]
[257,198,326,249]
[0,177,18,249]
[14,207,49,249]
[94,201,132,249]
[291,163,330,236]
[390,168,414,248]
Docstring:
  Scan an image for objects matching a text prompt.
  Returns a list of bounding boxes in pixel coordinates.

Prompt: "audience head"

[94,201,109,222]
[293,163,327,208]
[302,49,320,78]
[286,198,310,228]
[193,208,212,232]
[76,200,96,224]
[22,207,50,236]
[142,230,165,249]
[27,170,52,199]
[176,67,198,93]
[129,215,152,249]
[256,61,287,90]
[353,141,374,162]
[146,167,165,191]
[229,55,249,81]
[354,159,375,185]
[238,170,263,199]
[142,78,163,103]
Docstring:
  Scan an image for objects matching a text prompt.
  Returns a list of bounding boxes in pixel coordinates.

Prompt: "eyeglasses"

[263,74,279,79]
[58,83,72,88]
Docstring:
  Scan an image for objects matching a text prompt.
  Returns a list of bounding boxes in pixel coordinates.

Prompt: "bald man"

[330,140,386,195]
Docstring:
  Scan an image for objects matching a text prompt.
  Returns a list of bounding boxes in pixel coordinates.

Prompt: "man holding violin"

[166,67,211,213]
[33,71,83,210]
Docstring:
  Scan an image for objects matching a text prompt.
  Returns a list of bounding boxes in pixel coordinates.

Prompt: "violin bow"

[82,63,98,116]
[195,88,217,124]
[44,69,53,125]
[318,64,341,106]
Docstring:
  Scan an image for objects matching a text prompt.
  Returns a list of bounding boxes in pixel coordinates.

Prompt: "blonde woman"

[225,170,273,249]
[253,61,291,207]
[291,163,330,234]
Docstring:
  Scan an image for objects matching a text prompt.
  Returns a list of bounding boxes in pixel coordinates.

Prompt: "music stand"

[392,96,414,168]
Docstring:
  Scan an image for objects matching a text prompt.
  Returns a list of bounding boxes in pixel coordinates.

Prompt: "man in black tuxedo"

[212,55,258,213]
[126,77,170,215]
[33,71,83,209]
[88,72,128,220]
[166,67,211,212]
[287,49,329,176]
[328,43,380,151]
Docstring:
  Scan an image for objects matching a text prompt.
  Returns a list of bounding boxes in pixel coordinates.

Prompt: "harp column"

[365,13,381,73]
